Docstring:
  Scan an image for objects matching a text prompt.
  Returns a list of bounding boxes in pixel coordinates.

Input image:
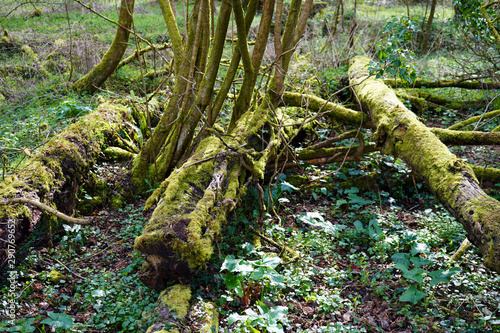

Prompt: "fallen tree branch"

[431,127,500,145]
[349,55,500,273]
[450,238,472,262]
[385,78,500,90]
[0,198,89,225]
[117,43,171,69]
[448,109,500,130]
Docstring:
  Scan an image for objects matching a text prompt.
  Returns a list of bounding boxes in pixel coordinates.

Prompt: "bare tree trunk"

[421,0,437,52]
[73,0,135,92]
[349,56,500,273]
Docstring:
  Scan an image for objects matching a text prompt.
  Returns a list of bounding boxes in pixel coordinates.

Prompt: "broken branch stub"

[349,55,500,273]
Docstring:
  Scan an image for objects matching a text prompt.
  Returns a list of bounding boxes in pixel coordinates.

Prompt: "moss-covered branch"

[472,165,500,184]
[431,128,500,145]
[117,42,171,69]
[281,91,374,127]
[447,110,500,130]
[73,0,135,92]
[349,55,500,273]
[0,198,90,225]
[385,78,500,90]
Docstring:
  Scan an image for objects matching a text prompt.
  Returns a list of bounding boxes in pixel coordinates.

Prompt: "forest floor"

[1,1,500,332]
[1,149,500,332]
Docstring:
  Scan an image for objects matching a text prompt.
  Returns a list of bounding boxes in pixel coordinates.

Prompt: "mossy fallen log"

[134,106,279,289]
[395,88,486,112]
[431,128,500,146]
[0,100,131,270]
[385,78,500,90]
[349,56,500,273]
[145,284,218,333]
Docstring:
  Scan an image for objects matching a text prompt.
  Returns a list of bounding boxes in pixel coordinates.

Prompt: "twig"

[249,225,298,259]
[0,198,90,225]
[43,254,86,280]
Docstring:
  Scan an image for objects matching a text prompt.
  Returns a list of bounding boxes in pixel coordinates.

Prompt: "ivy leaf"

[401,267,426,284]
[227,312,249,326]
[429,267,462,286]
[410,257,433,267]
[40,312,74,329]
[259,256,282,269]
[392,253,411,269]
[221,272,241,290]
[399,285,427,304]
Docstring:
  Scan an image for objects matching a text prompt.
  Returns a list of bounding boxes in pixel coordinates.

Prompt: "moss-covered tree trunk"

[349,55,500,273]
[134,106,279,289]
[73,0,135,93]
[0,101,131,269]
[132,0,313,289]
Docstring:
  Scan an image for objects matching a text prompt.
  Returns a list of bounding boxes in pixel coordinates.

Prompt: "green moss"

[157,284,191,319]
[189,300,219,333]
[0,177,31,220]
[110,194,124,209]
[48,270,66,284]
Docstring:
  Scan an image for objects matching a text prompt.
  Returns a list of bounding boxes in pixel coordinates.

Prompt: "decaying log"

[0,101,132,270]
[349,56,500,273]
[385,78,500,90]
[134,106,279,289]
[145,284,218,333]
[431,128,500,146]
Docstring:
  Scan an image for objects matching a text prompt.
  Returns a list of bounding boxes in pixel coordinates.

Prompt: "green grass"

[357,2,454,22]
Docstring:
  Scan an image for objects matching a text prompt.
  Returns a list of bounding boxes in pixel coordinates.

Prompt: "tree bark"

[73,0,135,93]
[134,106,281,289]
[0,101,132,270]
[349,56,500,273]
[421,0,437,52]
[385,78,500,90]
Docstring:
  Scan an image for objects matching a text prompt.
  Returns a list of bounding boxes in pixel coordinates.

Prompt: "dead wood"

[349,56,500,273]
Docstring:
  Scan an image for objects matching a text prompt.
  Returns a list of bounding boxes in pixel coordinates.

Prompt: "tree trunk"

[0,101,132,269]
[349,56,500,273]
[385,78,500,90]
[421,0,437,52]
[134,106,281,289]
[73,0,135,93]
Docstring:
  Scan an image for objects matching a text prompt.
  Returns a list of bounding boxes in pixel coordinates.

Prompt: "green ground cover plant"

[1,0,500,331]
